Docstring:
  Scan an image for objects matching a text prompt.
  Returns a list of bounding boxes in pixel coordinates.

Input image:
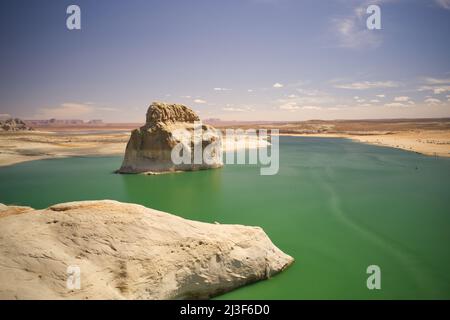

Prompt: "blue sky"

[1,0,450,122]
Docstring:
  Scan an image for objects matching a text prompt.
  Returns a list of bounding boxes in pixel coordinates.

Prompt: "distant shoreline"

[278,131,450,158]
[1,123,449,168]
[0,130,268,168]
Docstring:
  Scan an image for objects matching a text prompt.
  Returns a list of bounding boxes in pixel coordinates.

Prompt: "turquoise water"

[1,137,450,299]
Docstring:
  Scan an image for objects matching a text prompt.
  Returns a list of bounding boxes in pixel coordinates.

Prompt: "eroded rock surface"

[0,118,33,132]
[118,102,223,173]
[0,200,293,299]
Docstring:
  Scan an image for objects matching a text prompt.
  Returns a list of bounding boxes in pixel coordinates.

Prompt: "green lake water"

[1,136,449,299]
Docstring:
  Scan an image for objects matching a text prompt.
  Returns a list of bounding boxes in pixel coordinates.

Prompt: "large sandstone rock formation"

[0,200,293,299]
[0,118,32,132]
[118,102,223,174]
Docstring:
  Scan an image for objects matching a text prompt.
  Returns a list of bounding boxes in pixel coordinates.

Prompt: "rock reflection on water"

[120,167,225,223]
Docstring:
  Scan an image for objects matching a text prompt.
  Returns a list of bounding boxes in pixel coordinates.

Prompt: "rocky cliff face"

[0,200,293,299]
[118,102,223,174]
[145,102,200,124]
[0,118,32,132]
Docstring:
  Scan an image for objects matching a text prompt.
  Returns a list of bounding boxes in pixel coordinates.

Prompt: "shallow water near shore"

[1,136,450,299]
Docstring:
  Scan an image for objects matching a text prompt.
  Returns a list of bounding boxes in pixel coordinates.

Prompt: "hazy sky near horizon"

[1,0,450,122]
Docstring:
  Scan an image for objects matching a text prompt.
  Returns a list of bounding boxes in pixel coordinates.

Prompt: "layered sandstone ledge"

[0,200,293,299]
[118,102,223,174]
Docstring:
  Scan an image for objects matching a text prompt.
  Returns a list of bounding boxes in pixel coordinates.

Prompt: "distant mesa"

[118,102,223,174]
[203,118,222,125]
[24,119,104,126]
[87,119,104,125]
[0,118,33,132]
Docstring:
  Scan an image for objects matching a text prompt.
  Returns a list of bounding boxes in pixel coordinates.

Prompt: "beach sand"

[0,130,130,167]
[347,130,450,157]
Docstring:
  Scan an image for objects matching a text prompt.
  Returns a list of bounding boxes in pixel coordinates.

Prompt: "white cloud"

[273,82,284,88]
[384,95,415,107]
[181,95,192,99]
[394,96,410,102]
[222,107,245,112]
[384,102,409,108]
[302,106,322,110]
[278,93,334,107]
[376,94,386,98]
[36,103,94,119]
[247,89,253,93]
[391,96,415,105]
[279,101,323,111]
[332,14,382,49]
[370,99,380,103]
[0,113,11,119]
[33,102,119,119]
[424,77,450,84]
[435,0,450,9]
[279,102,300,111]
[425,97,442,105]
[193,99,207,104]
[276,89,338,112]
[418,77,450,94]
[295,88,323,96]
[419,85,450,94]
[335,81,399,90]
[222,104,255,112]
[213,87,231,91]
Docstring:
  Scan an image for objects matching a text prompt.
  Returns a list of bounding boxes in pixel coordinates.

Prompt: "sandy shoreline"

[0,130,269,168]
[279,130,450,158]
[0,131,130,167]
[1,128,449,168]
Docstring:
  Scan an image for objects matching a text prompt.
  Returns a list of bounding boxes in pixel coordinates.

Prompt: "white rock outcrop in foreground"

[0,200,293,299]
[118,102,223,174]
